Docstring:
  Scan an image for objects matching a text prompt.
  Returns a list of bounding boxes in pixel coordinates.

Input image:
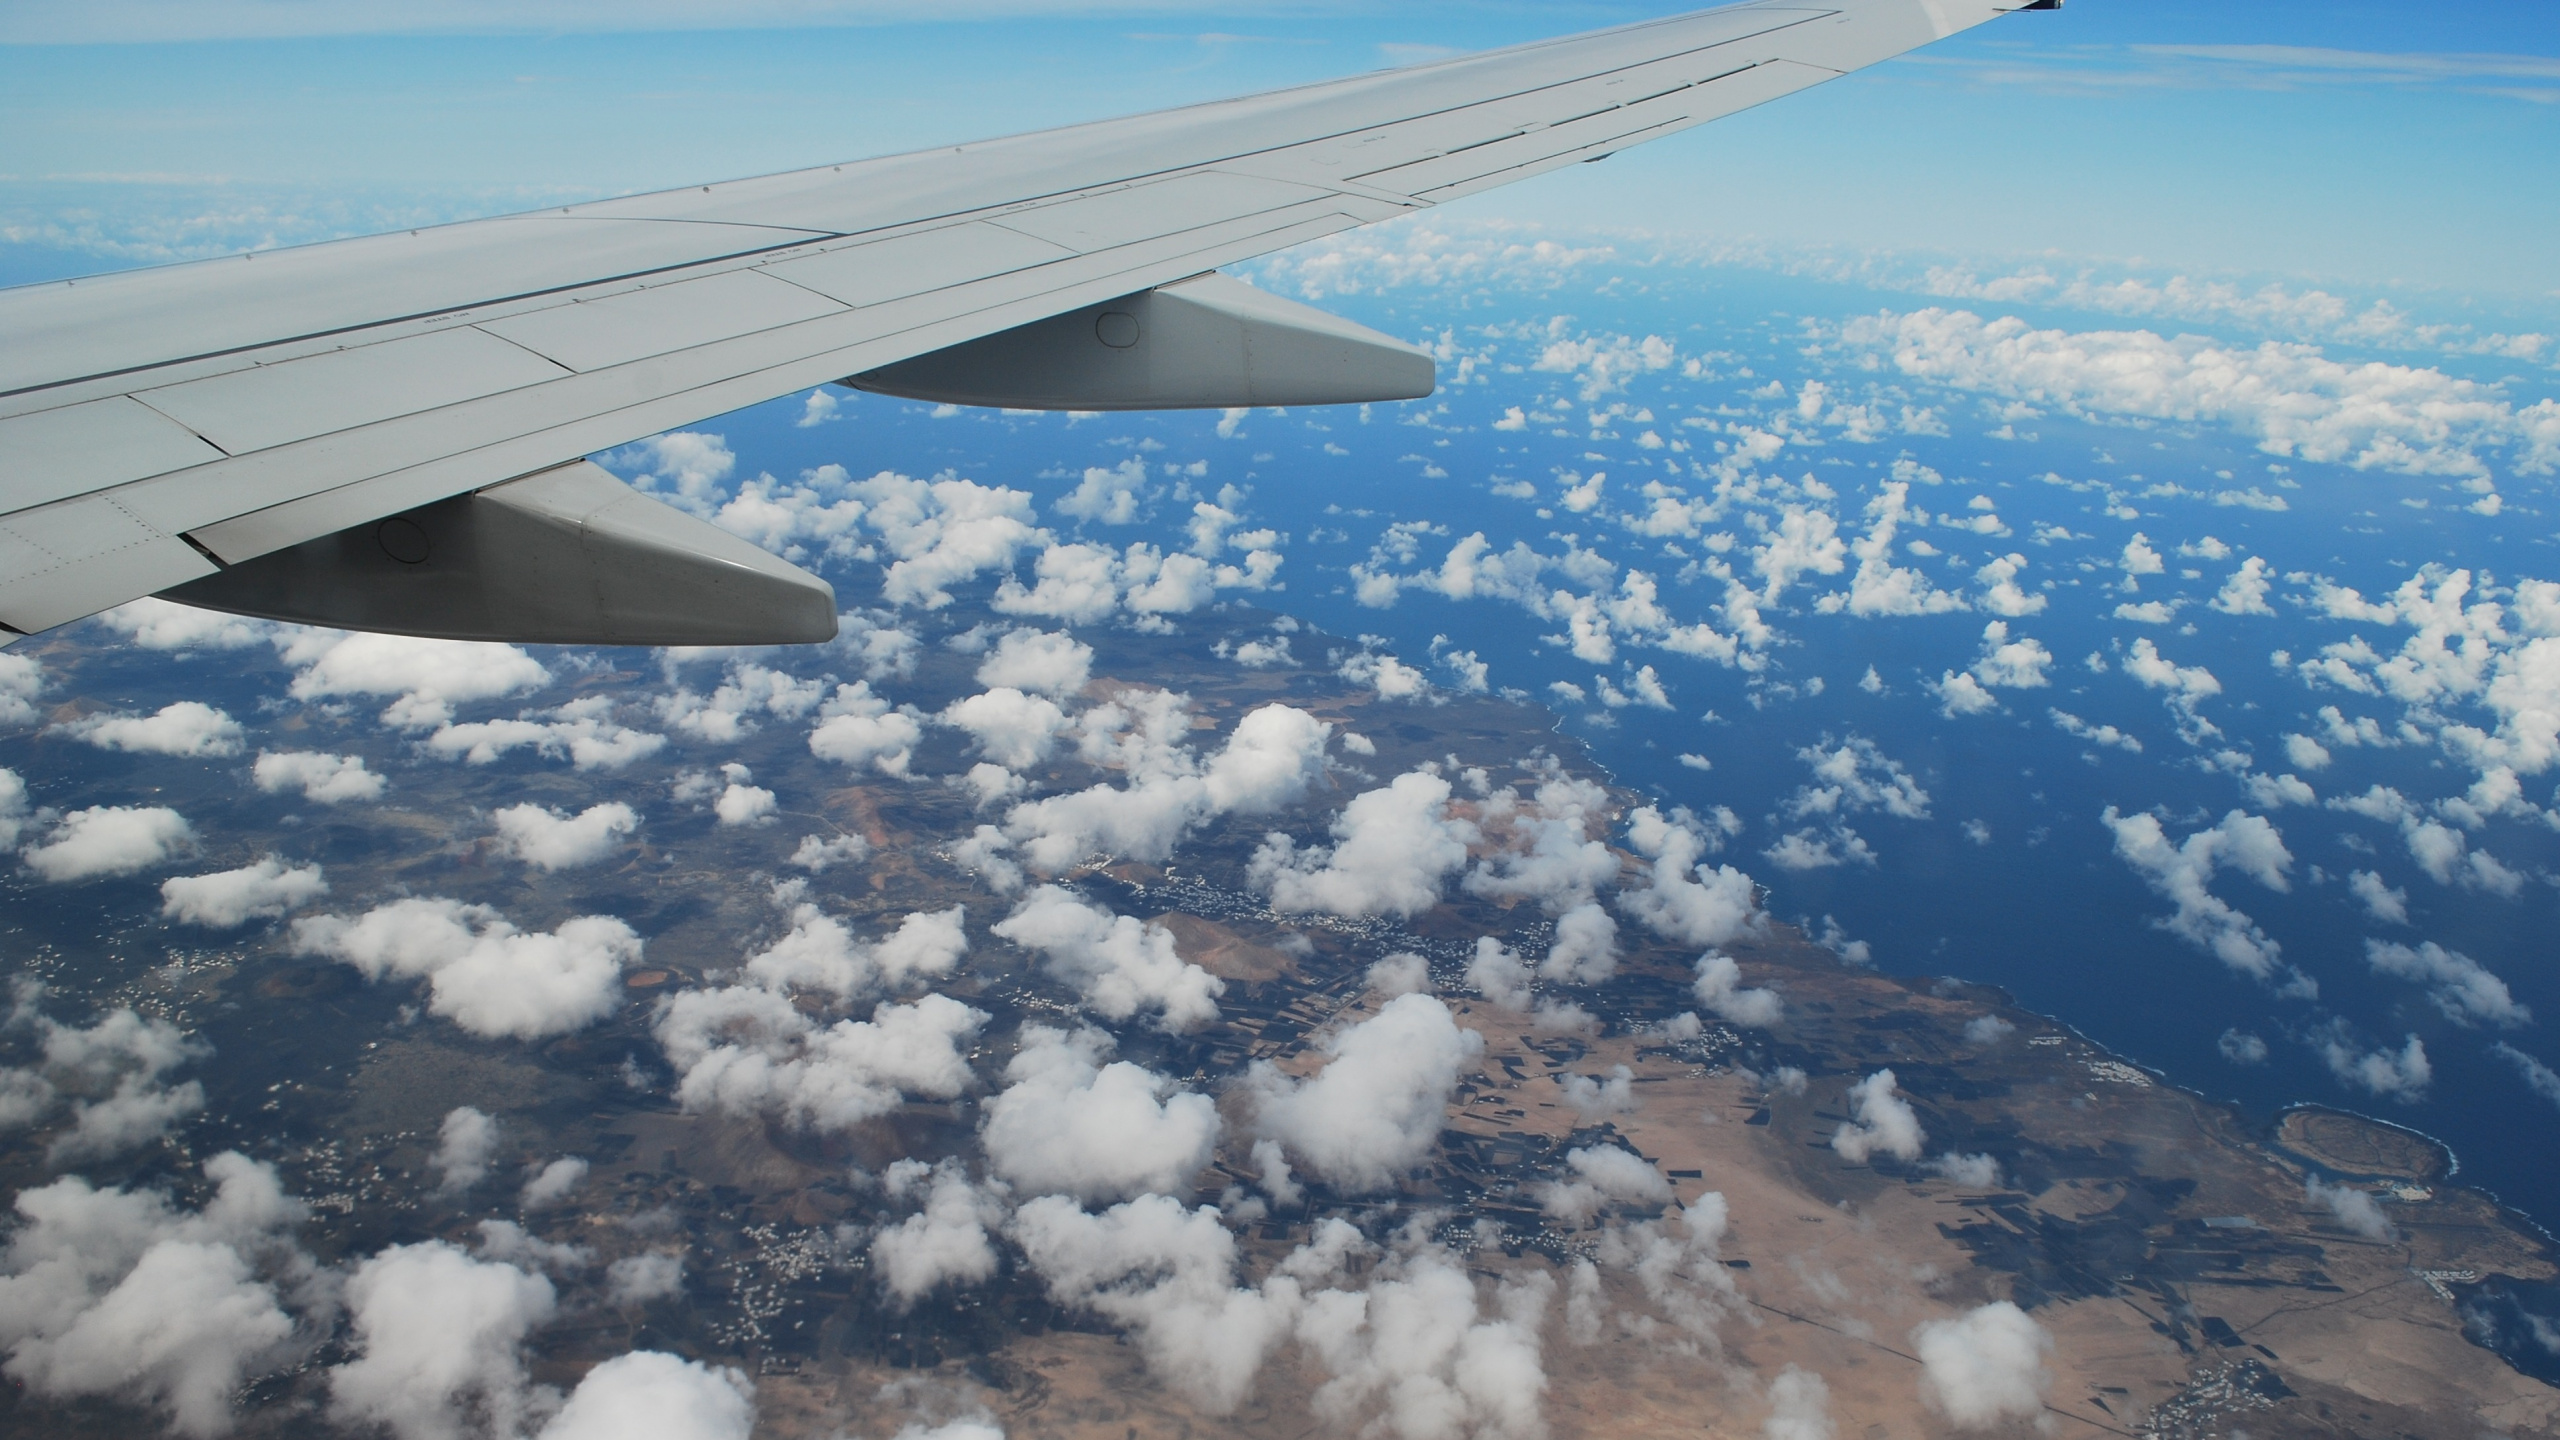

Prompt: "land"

[0,599,2552,1438]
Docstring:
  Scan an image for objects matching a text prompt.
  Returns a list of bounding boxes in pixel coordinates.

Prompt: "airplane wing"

[0,0,2051,649]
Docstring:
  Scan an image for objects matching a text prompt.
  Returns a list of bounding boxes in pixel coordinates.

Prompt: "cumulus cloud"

[1536,1144,1673,1227]
[848,471,1044,609]
[279,630,550,730]
[433,1107,499,1197]
[0,1152,310,1438]
[992,887,1222,1032]
[2305,1175,2394,1241]
[604,1253,685,1307]
[0,1002,210,1163]
[744,900,968,1001]
[1842,307,2555,479]
[871,1160,1007,1307]
[1464,771,1620,920]
[293,899,642,1040]
[1246,994,1483,1194]
[808,682,924,776]
[981,1027,1219,1204]
[252,750,386,804]
[2314,1024,2431,1102]
[1763,1366,1835,1440]
[654,661,828,744]
[1693,953,1782,1027]
[21,806,195,882]
[160,856,327,928]
[976,628,1093,697]
[537,1352,753,1440]
[1251,770,1477,920]
[943,688,1069,771]
[422,696,666,772]
[1619,805,1761,948]
[655,988,984,1133]
[1541,903,1621,984]
[1910,1301,2052,1429]
[491,803,638,871]
[1831,1070,1926,1164]
[327,1240,555,1440]
[2101,808,2301,988]
[53,702,244,758]
[0,655,39,728]
[2493,1043,2560,1111]
[519,1157,588,1210]
[2366,939,2528,1027]
[0,769,25,852]
[94,598,273,653]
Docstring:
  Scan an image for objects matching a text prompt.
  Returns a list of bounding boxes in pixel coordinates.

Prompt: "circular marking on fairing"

[376,517,432,565]
[1095,311,1141,349]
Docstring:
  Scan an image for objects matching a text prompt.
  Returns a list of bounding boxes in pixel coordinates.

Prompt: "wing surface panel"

[0,0,2039,642]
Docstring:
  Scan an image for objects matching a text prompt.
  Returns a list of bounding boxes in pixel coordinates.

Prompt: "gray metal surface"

[0,0,2042,644]
[163,461,838,647]
[853,273,1436,411]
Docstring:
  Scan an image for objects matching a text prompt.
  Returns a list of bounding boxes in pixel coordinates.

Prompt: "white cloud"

[1536,1144,1673,1227]
[1693,953,1782,1027]
[1541,902,1620,985]
[94,597,273,652]
[852,472,1046,608]
[807,682,923,776]
[745,900,968,1001]
[1763,1366,1834,1440]
[1619,805,1760,948]
[1927,1152,2003,1188]
[327,1241,556,1440]
[0,654,39,728]
[2050,709,2142,752]
[2346,870,2408,924]
[0,1153,309,1438]
[53,701,244,758]
[293,898,642,1040]
[1789,736,1930,820]
[2212,556,2277,616]
[279,630,550,730]
[872,1161,1006,1307]
[0,1003,210,1163]
[976,628,1093,697]
[1910,1301,2052,1430]
[2493,1043,2560,1111]
[654,661,828,743]
[615,431,736,505]
[787,832,869,873]
[1466,771,1620,919]
[943,688,1070,770]
[1337,650,1431,702]
[160,856,327,928]
[2219,1029,2270,1065]
[423,697,666,772]
[520,1157,588,1210]
[1973,553,2046,617]
[536,1352,754,1440]
[1931,670,1997,717]
[1251,770,1477,920]
[1830,1069,1927,1164]
[2305,1176,2394,1242]
[0,769,26,851]
[981,1027,1219,1204]
[21,806,195,882]
[433,1107,499,1197]
[492,803,639,871]
[713,781,777,827]
[1843,308,2555,479]
[1055,456,1149,525]
[991,887,1223,1032]
[2365,939,2528,1027]
[252,750,386,804]
[2101,807,2299,987]
[1815,482,1966,617]
[1246,994,1482,1194]
[2315,1025,2431,1102]
[654,988,984,1132]
[603,1253,684,1307]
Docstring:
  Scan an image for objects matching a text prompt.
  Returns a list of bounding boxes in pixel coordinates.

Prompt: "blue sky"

[2,0,2556,300]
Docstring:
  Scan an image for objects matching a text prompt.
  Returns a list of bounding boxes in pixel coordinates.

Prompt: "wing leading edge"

[0,0,2052,647]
